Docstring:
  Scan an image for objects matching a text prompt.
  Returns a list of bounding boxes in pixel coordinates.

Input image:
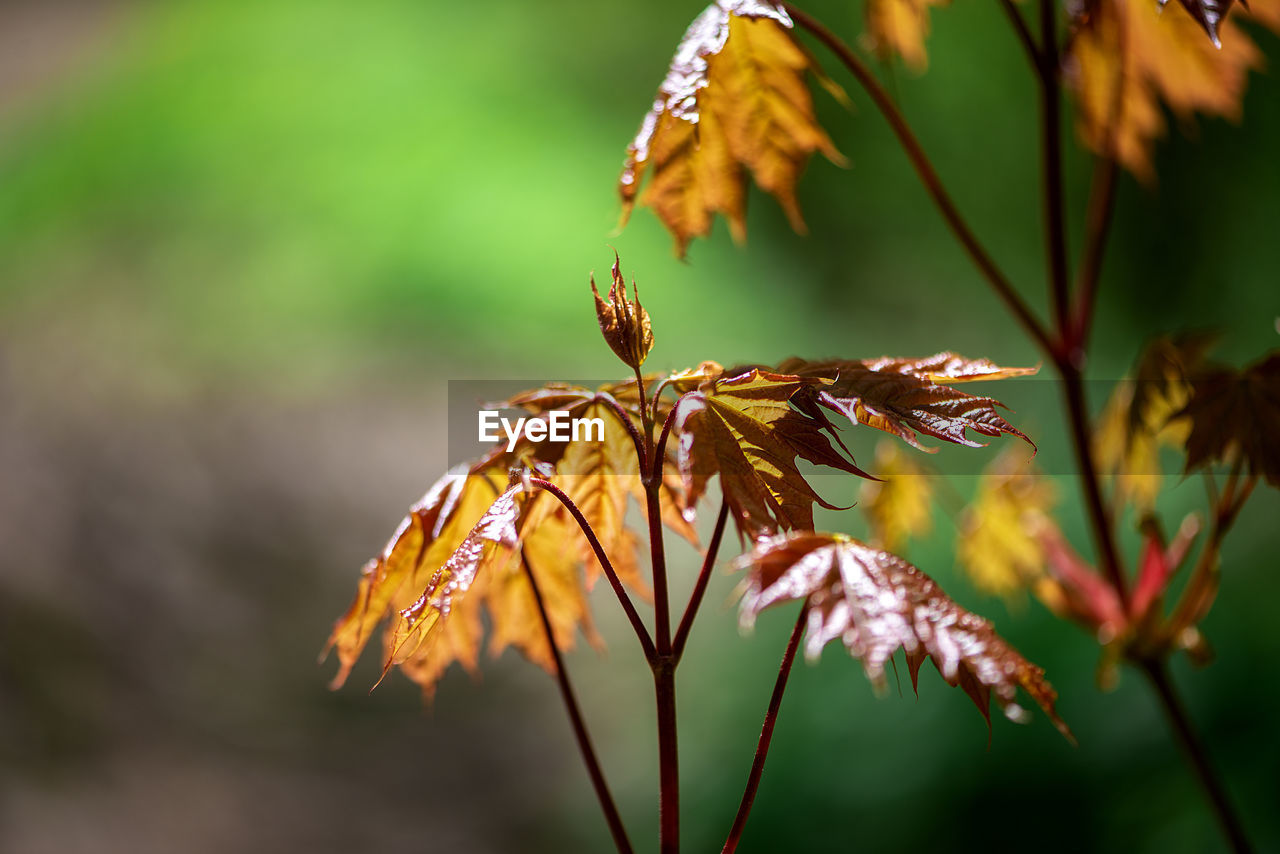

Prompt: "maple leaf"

[591,252,654,371]
[324,467,507,690]
[1066,0,1279,181]
[499,380,698,589]
[619,0,845,256]
[1163,0,1235,45]
[859,440,935,550]
[776,353,1036,451]
[482,510,601,672]
[1180,351,1280,487]
[374,477,605,698]
[1095,335,1207,509]
[384,483,524,678]
[673,367,870,538]
[956,449,1057,599]
[863,0,950,71]
[736,532,1072,738]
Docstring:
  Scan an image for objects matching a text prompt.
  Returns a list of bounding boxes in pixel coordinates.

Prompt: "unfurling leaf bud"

[591,251,654,371]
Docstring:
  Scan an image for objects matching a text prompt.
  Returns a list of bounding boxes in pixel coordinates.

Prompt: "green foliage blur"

[1,1,1277,852]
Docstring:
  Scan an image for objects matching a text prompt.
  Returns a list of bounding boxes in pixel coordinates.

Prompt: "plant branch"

[1059,367,1129,606]
[1140,659,1253,854]
[673,500,730,663]
[721,606,807,854]
[595,391,647,472]
[1037,0,1072,354]
[527,477,656,662]
[998,0,1042,72]
[783,2,1056,357]
[520,554,636,854]
[1072,156,1118,349]
[642,387,680,852]
[654,657,680,854]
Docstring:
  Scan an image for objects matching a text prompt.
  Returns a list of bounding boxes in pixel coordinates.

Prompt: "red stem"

[721,607,807,854]
[1038,0,1072,357]
[1140,659,1253,854]
[673,500,730,662]
[520,554,635,854]
[527,477,656,662]
[998,0,1042,71]
[594,390,647,472]
[783,2,1056,356]
[640,377,681,853]
[1072,156,1118,349]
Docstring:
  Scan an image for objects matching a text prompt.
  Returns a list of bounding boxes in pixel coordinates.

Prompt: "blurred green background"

[1,0,1277,852]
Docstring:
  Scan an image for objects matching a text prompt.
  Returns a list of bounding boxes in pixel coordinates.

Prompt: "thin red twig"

[783,2,1056,356]
[721,606,808,854]
[519,554,635,854]
[673,500,730,662]
[527,477,656,662]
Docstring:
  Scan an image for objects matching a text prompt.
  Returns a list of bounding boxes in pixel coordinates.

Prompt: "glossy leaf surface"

[674,368,869,538]
[619,0,844,256]
[777,353,1036,451]
[737,532,1072,738]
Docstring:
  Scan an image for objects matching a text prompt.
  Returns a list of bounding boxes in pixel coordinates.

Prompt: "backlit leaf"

[325,467,506,689]
[1066,0,1279,181]
[673,368,870,538]
[1094,335,1205,509]
[859,440,935,550]
[777,353,1036,451]
[500,380,698,584]
[863,0,950,71]
[956,449,1056,598]
[619,0,845,256]
[1163,0,1234,45]
[737,532,1072,738]
[385,485,524,674]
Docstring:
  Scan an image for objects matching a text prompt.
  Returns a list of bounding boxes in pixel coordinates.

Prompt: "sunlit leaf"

[777,353,1036,451]
[385,485,524,675]
[484,511,601,671]
[1163,0,1235,45]
[863,0,949,71]
[619,0,845,256]
[500,380,698,583]
[859,440,935,550]
[956,449,1056,599]
[673,367,870,538]
[1095,335,1205,509]
[736,532,1073,739]
[1066,0,1279,181]
[325,467,507,690]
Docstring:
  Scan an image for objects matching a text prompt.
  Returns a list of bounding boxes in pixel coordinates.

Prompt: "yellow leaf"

[956,450,1057,598]
[859,440,935,550]
[1094,335,1201,510]
[863,0,950,71]
[1066,0,1278,180]
[619,0,844,256]
[324,467,505,689]
[485,512,601,672]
